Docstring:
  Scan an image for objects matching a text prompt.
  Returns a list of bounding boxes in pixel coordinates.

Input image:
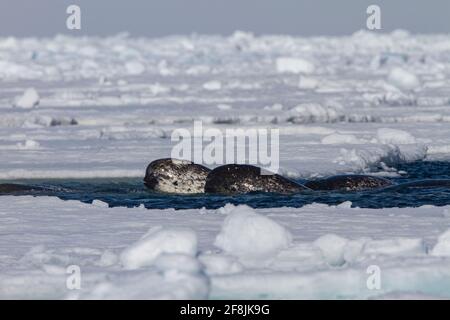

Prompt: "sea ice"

[203,81,222,90]
[16,139,40,150]
[125,61,146,75]
[298,76,319,89]
[214,205,292,259]
[120,226,198,270]
[376,128,417,145]
[1,197,450,299]
[276,57,315,74]
[431,229,450,257]
[313,234,349,266]
[321,133,362,145]
[13,88,40,109]
[387,67,420,91]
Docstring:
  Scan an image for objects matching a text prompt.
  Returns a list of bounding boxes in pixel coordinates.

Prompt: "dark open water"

[1,161,450,210]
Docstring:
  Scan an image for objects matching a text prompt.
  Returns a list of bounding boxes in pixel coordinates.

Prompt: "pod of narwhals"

[1,158,450,195]
[143,158,450,195]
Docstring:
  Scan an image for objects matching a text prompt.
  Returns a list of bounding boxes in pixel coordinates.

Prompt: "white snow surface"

[0,31,450,178]
[1,197,450,299]
[2,31,450,299]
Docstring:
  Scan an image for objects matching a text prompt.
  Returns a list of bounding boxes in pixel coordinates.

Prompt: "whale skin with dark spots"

[204,164,309,195]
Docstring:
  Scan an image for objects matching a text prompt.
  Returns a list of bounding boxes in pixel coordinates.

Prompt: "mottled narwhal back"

[144,158,211,194]
[0,183,43,194]
[305,174,393,191]
[204,164,309,195]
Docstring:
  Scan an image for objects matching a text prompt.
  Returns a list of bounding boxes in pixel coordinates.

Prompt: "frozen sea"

[1,30,450,299]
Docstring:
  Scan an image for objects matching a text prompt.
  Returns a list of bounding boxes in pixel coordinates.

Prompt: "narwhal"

[144,158,211,194]
[142,159,398,194]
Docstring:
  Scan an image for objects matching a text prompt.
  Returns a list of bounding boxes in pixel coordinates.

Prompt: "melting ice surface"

[3,161,450,210]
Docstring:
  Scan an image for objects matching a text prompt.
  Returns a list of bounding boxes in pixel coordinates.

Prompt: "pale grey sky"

[0,0,449,37]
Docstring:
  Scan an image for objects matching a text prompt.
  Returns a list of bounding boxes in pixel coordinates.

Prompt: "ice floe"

[1,197,450,299]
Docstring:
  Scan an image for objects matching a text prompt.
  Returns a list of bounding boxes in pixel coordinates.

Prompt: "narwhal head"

[144,158,210,194]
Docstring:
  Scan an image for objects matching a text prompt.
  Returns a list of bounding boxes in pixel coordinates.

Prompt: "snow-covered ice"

[214,204,292,260]
[431,229,450,257]
[376,128,417,145]
[120,226,198,270]
[387,68,420,91]
[1,31,450,178]
[1,197,450,299]
[276,57,315,74]
[13,88,40,109]
[313,234,350,266]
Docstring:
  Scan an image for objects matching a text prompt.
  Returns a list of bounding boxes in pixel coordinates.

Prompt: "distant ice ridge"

[0,30,450,81]
[1,197,450,299]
